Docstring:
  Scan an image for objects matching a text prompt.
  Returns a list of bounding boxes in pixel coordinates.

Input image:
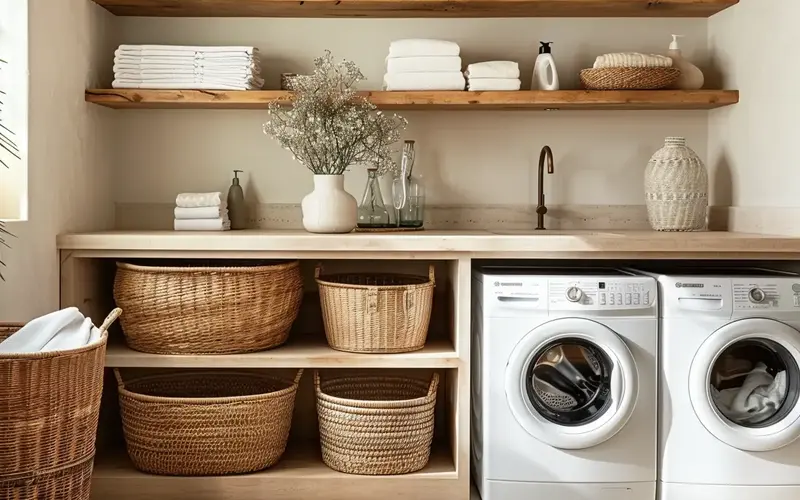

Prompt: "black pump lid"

[539,41,553,54]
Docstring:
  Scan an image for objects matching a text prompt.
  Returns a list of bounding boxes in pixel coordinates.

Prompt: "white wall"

[113,18,709,209]
[0,0,116,321]
[708,0,800,208]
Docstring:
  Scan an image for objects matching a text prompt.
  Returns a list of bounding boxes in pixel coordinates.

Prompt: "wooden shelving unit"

[86,89,739,111]
[91,0,739,18]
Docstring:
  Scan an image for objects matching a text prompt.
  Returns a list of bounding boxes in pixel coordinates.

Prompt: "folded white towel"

[593,53,673,69]
[465,61,520,79]
[389,39,460,58]
[176,192,224,208]
[113,80,263,91]
[383,72,465,91]
[115,68,259,77]
[174,206,228,220]
[118,45,258,55]
[114,56,260,65]
[386,56,462,74]
[174,218,231,231]
[0,308,103,354]
[113,75,264,85]
[467,78,522,91]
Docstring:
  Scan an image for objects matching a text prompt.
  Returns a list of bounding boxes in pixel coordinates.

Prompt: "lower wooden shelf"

[92,443,460,500]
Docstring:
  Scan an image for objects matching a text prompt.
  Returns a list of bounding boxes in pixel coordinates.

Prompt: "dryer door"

[689,318,800,452]
[505,317,639,450]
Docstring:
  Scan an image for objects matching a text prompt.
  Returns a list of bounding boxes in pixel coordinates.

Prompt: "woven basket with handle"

[580,67,681,90]
[316,265,435,353]
[116,369,303,476]
[315,371,439,475]
[0,308,122,500]
[113,260,303,354]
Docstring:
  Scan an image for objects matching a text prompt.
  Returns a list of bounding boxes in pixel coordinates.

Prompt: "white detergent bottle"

[668,34,705,90]
[531,41,560,91]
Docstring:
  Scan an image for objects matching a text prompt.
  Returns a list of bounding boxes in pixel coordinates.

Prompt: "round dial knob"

[566,286,583,303]
[749,287,767,304]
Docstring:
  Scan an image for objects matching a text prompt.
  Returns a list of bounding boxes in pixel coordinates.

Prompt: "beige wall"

[113,18,709,208]
[708,0,799,208]
[0,0,116,321]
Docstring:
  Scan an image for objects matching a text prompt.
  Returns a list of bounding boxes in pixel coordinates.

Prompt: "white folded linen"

[113,80,263,91]
[465,61,520,79]
[176,192,225,208]
[388,39,460,58]
[386,56,462,74]
[174,218,231,231]
[174,206,228,220]
[114,75,264,85]
[115,56,259,64]
[593,53,673,69]
[115,68,259,77]
[467,78,522,91]
[711,363,787,425]
[0,308,102,354]
[383,72,465,91]
[118,45,257,55]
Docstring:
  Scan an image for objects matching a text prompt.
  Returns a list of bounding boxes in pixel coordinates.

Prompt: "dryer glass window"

[709,339,800,427]
[525,339,614,426]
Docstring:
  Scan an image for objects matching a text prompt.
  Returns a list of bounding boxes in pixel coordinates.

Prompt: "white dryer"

[631,267,800,500]
[472,267,658,500]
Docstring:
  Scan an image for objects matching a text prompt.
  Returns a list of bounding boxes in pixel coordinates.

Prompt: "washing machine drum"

[506,317,639,450]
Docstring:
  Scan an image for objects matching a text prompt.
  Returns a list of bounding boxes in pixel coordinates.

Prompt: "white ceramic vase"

[644,137,708,232]
[301,174,357,234]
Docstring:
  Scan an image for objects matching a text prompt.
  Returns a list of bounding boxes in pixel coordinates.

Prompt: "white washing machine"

[472,267,658,500]
[630,266,800,500]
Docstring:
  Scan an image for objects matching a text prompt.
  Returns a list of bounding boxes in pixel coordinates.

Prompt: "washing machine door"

[505,317,639,450]
[689,318,800,452]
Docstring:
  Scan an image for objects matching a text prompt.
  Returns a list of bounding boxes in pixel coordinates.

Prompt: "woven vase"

[644,137,708,231]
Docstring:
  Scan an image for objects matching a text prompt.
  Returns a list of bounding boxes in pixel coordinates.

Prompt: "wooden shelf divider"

[85,89,739,111]
[92,0,739,18]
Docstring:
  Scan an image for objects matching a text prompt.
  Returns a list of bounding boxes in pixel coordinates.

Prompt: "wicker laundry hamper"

[116,369,303,476]
[0,308,121,500]
[113,260,303,354]
[316,265,435,353]
[315,371,439,475]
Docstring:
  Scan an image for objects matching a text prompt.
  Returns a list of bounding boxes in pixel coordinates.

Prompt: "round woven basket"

[0,309,120,480]
[315,371,439,475]
[116,369,302,476]
[580,67,681,90]
[113,260,303,354]
[0,455,94,500]
[316,265,435,354]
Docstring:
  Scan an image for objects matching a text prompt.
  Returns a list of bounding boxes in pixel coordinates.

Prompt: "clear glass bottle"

[357,168,391,228]
[392,140,426,229]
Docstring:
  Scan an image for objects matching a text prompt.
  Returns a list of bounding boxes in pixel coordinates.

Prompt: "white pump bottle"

[531,41,560,91]
[668,34,704,90]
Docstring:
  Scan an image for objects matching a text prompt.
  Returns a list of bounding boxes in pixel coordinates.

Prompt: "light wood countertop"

[57,229,800,259]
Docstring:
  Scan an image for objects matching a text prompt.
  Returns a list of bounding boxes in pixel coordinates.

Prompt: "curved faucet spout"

[536,146,555,230]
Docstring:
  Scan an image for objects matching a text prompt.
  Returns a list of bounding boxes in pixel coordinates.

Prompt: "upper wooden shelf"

[85,89,739,111]
[92,0,738,18]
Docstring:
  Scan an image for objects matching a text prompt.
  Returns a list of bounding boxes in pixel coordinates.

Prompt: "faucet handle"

[536,205,548,216]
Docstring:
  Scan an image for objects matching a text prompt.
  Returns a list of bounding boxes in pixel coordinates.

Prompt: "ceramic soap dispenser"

[668,34,704,90]
[227,169,247,230]
[531,42,560,91]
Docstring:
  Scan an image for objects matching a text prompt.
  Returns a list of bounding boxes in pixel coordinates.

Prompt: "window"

[0,0,27,221]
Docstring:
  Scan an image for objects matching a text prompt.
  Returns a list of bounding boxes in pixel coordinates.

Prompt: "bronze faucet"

[536,146,555,230]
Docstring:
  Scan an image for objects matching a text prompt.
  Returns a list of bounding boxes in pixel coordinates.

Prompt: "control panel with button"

[549,278,656,312]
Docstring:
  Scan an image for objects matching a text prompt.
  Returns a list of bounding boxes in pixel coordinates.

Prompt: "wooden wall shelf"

[85,89,739,111]
[92,0,738,18]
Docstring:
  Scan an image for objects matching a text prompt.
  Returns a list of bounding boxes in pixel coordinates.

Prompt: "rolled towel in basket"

[593,53,673,69]
[0,307,102,353]
[176,192,225,208]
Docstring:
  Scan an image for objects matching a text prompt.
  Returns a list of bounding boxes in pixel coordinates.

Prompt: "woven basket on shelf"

[315,371,439,475]
[0,456,93,500]
[116,369,303,476]
[315,265,435,354]
[113,260,303,355]
[580,67,681,90]
[0,308,121,484]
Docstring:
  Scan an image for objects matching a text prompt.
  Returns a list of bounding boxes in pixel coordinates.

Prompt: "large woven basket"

[316,265,435,353]
[0,456,93,500]
[0,308,120,482]
[315,371,439,475]
[116,369,303,476]
[580,67,681,90]
[114,260,303,354]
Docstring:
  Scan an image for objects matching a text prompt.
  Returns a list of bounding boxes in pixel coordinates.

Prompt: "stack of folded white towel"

[465,61,522,91]
[113,45,264,91]
[383,39,465,91]
[0,308,102,354]
[174,192,231,231]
